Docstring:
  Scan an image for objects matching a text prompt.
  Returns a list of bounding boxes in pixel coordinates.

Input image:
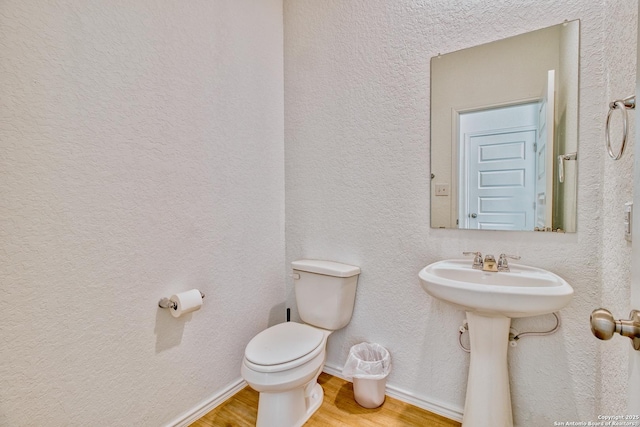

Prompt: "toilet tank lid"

[291,259,360,277]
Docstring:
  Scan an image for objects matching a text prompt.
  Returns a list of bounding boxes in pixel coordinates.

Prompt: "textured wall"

[284,0,635,424]
[2,1,636,425]
[599,0,637,416]
[0,1,284,426]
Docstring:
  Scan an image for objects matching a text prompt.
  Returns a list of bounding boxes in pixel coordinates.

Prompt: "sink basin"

[418,259,573,426]
[419,259,573,318]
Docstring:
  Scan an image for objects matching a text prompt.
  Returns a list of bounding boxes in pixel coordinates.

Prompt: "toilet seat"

[244,322,325,373]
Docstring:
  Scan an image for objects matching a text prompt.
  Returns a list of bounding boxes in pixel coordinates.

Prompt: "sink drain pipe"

[458,312,561,353]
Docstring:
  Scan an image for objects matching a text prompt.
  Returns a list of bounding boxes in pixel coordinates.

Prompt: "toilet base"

[256,382,324,427]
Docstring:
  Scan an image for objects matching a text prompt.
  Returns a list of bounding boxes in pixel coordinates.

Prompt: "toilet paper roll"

[170,289,203,318]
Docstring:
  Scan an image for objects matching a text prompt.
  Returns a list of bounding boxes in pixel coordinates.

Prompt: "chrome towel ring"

[606,95,635,160]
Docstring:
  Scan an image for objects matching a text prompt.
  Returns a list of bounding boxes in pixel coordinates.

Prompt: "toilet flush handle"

[290,273,300,280]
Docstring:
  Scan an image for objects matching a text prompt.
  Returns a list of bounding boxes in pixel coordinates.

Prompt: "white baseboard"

[167,364,464,426]
[165,377,248,427]
[322,363,464,423]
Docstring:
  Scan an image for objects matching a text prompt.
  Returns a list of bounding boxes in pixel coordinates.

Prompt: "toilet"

[241,259,361,427]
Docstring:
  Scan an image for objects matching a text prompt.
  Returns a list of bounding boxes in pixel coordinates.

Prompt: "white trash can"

[342,342,391,408]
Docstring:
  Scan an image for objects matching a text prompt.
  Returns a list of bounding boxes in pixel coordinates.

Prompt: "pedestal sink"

[418,259,573,427]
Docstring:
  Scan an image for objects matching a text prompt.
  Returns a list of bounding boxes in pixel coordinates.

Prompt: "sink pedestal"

[463,312,513,427]
[419,260,573,427]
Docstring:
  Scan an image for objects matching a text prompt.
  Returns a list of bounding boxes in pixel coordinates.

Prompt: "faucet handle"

[463,251,483,269]
[497,254,521,271]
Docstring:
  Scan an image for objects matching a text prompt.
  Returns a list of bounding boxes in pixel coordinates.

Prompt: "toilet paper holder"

[158,292,205,310]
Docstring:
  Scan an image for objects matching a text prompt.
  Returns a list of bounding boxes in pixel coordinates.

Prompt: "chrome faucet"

[464,252,521,272]
[463,251,483,269]
[482,254,497,271]
[497,254,521,272]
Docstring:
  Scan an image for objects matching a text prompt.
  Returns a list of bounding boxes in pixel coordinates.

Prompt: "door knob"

[590,308,640,351]
[470,213,477,218]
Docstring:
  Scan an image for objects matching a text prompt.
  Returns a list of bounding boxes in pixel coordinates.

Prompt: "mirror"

[430,20,579,232]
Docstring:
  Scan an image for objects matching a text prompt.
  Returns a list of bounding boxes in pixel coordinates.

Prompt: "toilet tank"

[292,260,360,331]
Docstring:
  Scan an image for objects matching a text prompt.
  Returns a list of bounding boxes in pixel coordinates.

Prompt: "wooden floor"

[192,373,461,427]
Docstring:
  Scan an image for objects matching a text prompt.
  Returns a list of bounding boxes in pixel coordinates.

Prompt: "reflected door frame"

[454,101,540,230]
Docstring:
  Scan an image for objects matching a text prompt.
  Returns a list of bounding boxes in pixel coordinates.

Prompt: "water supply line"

[458,312,561,353]
[458,320,470,353]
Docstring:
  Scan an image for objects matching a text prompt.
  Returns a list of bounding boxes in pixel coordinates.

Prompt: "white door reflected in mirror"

[458,103,538,230]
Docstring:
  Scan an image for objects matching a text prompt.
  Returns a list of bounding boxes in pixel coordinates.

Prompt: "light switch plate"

[625,202,633,242]
[435,184,449,196]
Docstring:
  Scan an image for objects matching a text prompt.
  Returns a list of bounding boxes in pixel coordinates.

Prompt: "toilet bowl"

[241,322,331,427]
[241,260,360,427]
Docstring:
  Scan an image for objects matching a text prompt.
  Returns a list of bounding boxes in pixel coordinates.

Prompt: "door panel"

[459,103,538,230]
[466,130,536,230]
